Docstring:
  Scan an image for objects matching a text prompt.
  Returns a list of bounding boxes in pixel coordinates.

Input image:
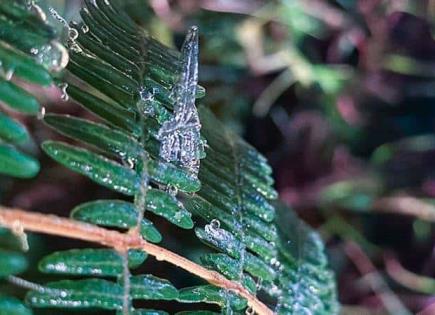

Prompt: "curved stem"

[0,206,273,315]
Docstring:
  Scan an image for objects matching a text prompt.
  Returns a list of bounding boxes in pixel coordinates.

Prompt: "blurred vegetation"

[2,0,435,314]
[137,1,435,314]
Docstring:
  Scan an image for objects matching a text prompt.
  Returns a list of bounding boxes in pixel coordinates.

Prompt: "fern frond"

[0,0,66,178]
[4,0,340,314]
[0,2,67,314]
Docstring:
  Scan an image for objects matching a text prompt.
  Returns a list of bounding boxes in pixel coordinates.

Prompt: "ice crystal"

[157,26,204,176]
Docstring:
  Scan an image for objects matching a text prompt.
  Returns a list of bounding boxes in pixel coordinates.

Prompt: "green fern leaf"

[0,0,68,178]
[16,0,340,314]
[26,279,124,310]
[0,249,27,277]
[38,248,147,276]
[177,285,247,310]
[130,275,178,300]
[0,228,30,314]
[71,200,162,242]
[0,295,32,315]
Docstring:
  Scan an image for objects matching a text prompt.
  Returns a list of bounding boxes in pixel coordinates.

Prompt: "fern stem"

[0,207,274,315]
[120,249,132,315]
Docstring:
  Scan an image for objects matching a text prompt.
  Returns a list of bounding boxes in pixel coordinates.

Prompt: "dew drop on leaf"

[58,82,69,101]
[256,277,263,290]
[210,219,220,229]
[32,41,69,72]
[137,87,156,117]
[81,24,89,34]
[48,7,82,54]
[165,185,178,197]
[27,1,47,21]
[4,68,13,81]
[245,306,254,315]
[37,107,46,120]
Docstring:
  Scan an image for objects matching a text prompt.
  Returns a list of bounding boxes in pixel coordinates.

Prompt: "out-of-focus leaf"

[0,249,27,277]
[0,80,39,114]
[0,144,39,178]
[0,295,32,315]
[0,112,29,143]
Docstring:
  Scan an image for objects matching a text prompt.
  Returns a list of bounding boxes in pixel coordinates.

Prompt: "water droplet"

[11,220,29,251]
[174,211,183,222]
[69,28,79,41]
[256,277,263,290]
[32,41,69,72]
[37,107,46,120]
[126,158,135,169]
[245,306,254,315]
[210,219,220,229]
[49,7,83,54]
[0,61,13,81]
[28,1,47,21]
[165,185,178,197]
[137,87,156,117]
[58,82,69,101]
[81,24,89,33]
[4,68,13,81]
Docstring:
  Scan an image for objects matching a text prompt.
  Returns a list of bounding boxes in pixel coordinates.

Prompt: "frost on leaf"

[157,26,204,176]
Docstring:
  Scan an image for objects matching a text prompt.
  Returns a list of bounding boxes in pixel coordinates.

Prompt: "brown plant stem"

[0,206,273,315]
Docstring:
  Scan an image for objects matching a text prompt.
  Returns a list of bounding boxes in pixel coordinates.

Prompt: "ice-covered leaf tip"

[158,26,204,176]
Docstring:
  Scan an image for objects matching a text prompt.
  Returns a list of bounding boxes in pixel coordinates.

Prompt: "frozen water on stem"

[157,26,204,176]
[137,87,156,117]
[48,7,82,54]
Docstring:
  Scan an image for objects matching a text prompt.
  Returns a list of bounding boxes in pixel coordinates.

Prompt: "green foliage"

[38,248,147,276]
[0,295,32,315]
[0,0,338,314]
[0,0,66,178]
[0,228,32,315]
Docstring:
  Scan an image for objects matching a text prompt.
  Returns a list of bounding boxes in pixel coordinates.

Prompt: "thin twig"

[373,196,435,222]
[253,69,295,117]
[385,256,435,295]
[0,207,273,315]
[344,241,412,315]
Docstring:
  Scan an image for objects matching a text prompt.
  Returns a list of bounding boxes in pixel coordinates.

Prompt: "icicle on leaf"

[157,26,204,176]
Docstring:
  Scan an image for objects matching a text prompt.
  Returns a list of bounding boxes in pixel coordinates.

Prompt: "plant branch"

[0,206,273,315]
[344,241,412,315]
[373,195,435,222]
